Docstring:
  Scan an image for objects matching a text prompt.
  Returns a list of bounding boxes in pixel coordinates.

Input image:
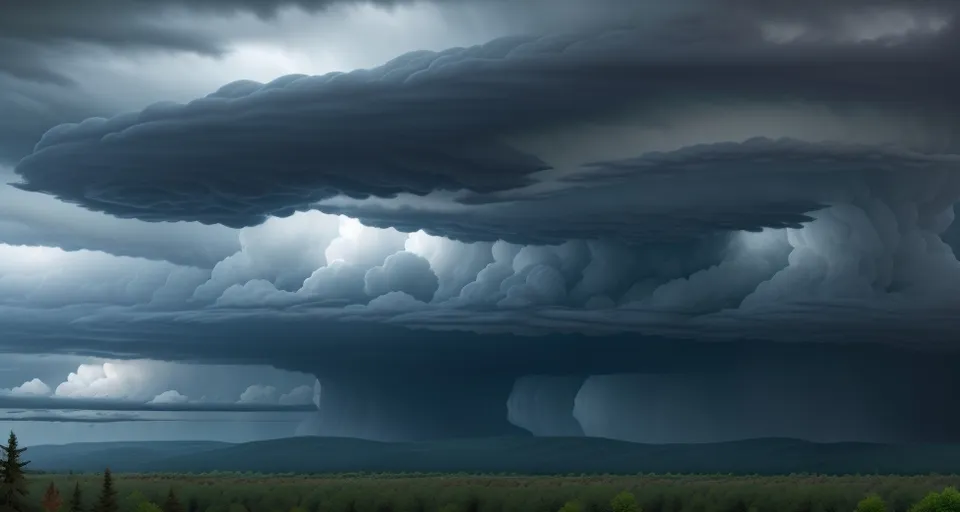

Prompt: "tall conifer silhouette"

[0,431,30,512]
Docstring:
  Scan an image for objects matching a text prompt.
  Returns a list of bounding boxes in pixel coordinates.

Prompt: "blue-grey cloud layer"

[322,138,960,244]
[14,20,960,228]
[3,0,960,445]
[0,395,315,412]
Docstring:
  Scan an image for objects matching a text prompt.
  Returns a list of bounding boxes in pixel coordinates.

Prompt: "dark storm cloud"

[723,0,957,16]
[0,43,77,87]
[0,394,315,412]
[0,79,106,164]
[3,0,960,446]
[0,0,481,164]
[0,0,611,85]
[0,297,956,372]
[0,0,952,167]
[320,138,960,244]
[0,168,241,268]
[3,276,960,442]
[2,129,958,354]
[0,0,286,85]
[682,0,959,37]
[15,22,960,227]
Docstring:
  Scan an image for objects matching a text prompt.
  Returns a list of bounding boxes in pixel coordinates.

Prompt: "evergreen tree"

[95,469,118,512]
[162,488,183,512]
[0,430,30,512]
[67,483,83,512]
[42,483,62,512]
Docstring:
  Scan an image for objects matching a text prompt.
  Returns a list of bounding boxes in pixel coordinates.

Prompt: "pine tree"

[41,483,62,512]
[0,430,30,512]
[67,483,83,512]
[162,488,183,512]
[95,469,118,512]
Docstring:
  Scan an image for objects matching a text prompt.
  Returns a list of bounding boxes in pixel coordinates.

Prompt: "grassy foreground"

[24,473,960,512]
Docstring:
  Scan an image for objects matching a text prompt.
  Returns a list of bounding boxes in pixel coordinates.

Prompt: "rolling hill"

[25,437,960,475]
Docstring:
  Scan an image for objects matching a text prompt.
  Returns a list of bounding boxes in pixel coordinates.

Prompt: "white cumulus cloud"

[148,390,190,404]
[54,362,156,400]
[238,384,278,404]
[0,378,52,396]
[279,385,314,405]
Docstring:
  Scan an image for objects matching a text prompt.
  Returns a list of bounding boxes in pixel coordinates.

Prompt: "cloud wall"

[3,0,960,443]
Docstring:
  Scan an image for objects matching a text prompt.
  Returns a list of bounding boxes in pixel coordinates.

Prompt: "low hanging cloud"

[0,360,317,417]
[149,390,190,404]
[0,394,316,412]
[54,362,158,400]
[0,378,52,397]
[1,411,173,423]
[0,411,306,424]
[238,384,316,405]
[238,384,278,404]
[279,385,315,405]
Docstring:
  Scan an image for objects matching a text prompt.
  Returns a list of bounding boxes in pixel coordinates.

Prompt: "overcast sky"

[2,0,960,446]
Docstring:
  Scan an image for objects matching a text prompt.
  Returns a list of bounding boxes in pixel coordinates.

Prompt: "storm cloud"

[3,0,960,445]
[321,138,960,244]
[14,16,960,227]
[0,0,376,86]
[0,167,240,267]
[0,0,701,85]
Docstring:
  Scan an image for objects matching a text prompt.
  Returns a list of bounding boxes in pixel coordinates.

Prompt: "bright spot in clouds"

[54,362,154,400]
[737,228,787,254]
[338,216,365,241]
[0,245,62,268]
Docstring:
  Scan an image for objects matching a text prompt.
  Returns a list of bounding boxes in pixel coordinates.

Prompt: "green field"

[23,473,960,512]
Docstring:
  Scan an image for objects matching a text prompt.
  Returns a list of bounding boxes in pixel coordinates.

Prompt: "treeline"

[5,431,960,512]
[26,473,960,512]
[2,431,184,512]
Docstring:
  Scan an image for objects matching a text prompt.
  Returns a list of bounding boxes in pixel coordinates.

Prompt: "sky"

[1,0,960,446]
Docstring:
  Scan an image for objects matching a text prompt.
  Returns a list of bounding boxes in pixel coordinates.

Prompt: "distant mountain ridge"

[25,437,960,475]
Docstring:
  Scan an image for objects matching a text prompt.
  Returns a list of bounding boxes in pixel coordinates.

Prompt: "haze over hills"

[24,437,960,476]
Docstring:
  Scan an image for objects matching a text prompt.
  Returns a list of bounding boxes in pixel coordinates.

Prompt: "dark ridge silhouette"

[23,437,960,475]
